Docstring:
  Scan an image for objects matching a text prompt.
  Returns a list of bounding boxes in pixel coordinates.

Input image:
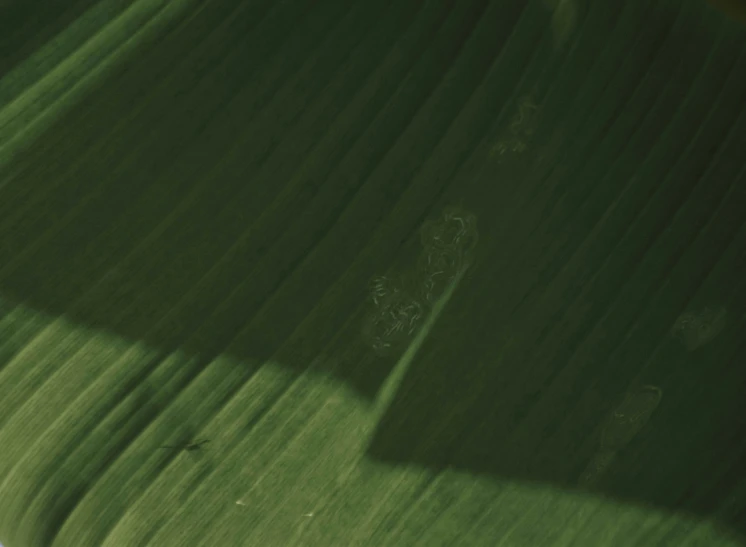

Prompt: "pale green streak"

[372,265,469,422]
[0,0,200,164]
[0,0,135,110]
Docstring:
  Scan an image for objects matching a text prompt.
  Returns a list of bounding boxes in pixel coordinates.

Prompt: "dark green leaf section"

[0,0,745,545]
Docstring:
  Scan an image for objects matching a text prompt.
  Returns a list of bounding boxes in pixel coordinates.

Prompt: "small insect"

[159,439,210,452]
